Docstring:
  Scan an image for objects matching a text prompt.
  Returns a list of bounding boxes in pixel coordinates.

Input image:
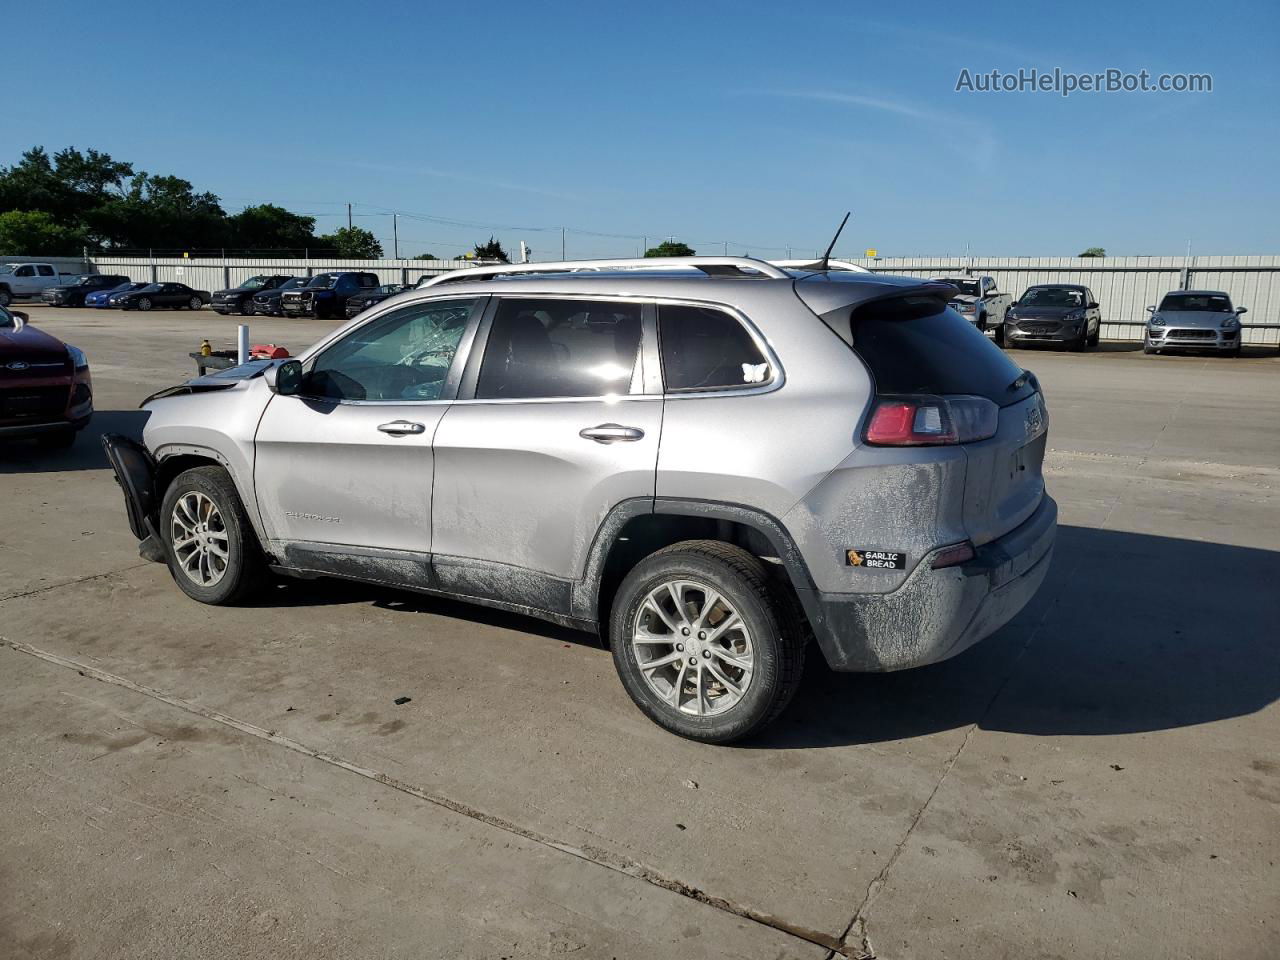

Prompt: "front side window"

[307,298,475,402]
[37,265,55,276]
[475,298,642,400]
[658,304,770,391]
[14,265,34,277]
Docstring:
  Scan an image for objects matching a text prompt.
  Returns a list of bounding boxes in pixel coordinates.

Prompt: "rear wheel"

[160,466,265,605]
[189,296,202,310]
[609,540,804,744]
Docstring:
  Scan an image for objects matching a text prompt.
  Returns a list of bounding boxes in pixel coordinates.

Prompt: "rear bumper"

[807,495,1057,672]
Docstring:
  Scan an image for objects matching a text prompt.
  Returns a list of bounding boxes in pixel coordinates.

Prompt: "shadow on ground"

[244,524,1280,747]
[0,410,148,474]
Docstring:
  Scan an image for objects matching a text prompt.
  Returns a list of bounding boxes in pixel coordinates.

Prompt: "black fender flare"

[570,497,825,642]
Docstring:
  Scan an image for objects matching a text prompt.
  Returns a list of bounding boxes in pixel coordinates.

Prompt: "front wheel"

[0,288,10,307]
[138,297,152,312]
[160,466,265,605]
[240,298,255,316]
[609,541,805,744]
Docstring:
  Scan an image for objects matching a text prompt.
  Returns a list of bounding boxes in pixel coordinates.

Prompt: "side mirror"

[1146,305,1156,313]
[1237,306,1248,314]
[1087,302,1099,309]
[265,359,303,395]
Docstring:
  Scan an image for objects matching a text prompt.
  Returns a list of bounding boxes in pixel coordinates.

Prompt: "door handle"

[378,420,426,435]
[579,423,644,443]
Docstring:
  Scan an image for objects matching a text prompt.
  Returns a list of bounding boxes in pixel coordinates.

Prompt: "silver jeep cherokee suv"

[103,257,1056,743]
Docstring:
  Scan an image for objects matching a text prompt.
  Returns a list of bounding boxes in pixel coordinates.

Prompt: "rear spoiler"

[796,280,960,347]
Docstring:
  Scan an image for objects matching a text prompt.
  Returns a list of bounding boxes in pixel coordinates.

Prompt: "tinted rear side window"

[475,298,642,399]
[658,304,770,391]
[847,295,1033,405]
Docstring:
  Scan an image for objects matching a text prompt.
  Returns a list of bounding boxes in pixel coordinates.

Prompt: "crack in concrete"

[4,637,847,957]
[0,563,149,605]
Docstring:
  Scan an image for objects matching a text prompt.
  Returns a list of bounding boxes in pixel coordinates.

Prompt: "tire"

[0,288,10,307]
[1069,326,1088,352]
[240,298,255,316]
[189,296,202,310]
[609,540,805,744]
[159,466,265,605]
[1143,336,1157,355]
[1087,323,1100,347]
[138,297,152,312]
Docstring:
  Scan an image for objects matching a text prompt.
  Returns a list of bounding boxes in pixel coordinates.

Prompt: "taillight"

[931,541,976,569]
[864,395,999,447]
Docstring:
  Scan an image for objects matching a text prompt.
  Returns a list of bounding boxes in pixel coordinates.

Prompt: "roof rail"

[417,256,790,287]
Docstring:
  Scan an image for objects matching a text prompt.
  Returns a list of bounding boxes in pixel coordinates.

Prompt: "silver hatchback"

[104,257,1056,743]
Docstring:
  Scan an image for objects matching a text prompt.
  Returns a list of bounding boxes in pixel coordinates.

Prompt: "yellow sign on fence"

[865,248,878,258]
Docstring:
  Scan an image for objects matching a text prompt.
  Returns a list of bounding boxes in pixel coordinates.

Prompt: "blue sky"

[7,0,1278,259]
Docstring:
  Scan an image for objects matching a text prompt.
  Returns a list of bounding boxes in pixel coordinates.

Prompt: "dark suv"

[280,272,380,319]
[251,277,308,316]
[42,274,132,308]
[211,275,294,316]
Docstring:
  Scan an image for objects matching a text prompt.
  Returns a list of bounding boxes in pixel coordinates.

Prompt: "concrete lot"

[2,305,1278,960]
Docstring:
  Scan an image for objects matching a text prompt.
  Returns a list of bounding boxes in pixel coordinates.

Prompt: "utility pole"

[393,213,399,259]
[347,203,352,229]
[561,227,566,260]
[723,240,728,256]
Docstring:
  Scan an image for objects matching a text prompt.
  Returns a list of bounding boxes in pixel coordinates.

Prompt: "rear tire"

[189,296,202,310]
[609,540,805,744]
[160,466,265,605]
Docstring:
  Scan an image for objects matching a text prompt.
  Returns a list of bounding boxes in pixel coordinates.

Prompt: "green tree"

[318,226,383,259]
[413,252,438,260]
[0,210,86,255]
[228,204,318,252]
[1078,247,1106,257]
[472,236,509,262]
[645,240,696,257]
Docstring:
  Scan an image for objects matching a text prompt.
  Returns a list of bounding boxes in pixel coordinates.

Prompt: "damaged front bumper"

[807,495,1057,672]
[101,433,166,562]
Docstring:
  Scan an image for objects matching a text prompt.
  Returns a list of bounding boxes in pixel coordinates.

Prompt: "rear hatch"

[804,283,1047,547]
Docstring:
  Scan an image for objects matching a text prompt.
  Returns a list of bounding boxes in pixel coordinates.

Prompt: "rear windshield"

[846,295,1034,405]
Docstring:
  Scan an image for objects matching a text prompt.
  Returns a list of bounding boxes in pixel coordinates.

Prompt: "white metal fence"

[842,255,1280,345]
[77,253,1280,346]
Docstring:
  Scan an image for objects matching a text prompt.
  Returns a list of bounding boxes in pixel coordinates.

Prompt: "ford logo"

[5,361,30,371]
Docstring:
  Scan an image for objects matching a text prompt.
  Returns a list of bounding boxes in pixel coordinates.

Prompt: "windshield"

[1019,287,1084,308]
[0,266,13,276]
[307,274,339,289]
[238,275,270,291]
[940,279,982,297]
[1159,294,1232,312]
[375,284,402,295]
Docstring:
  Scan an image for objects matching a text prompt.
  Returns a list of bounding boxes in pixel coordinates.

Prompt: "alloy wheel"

[170,491,229,587]
[632,579,755,716]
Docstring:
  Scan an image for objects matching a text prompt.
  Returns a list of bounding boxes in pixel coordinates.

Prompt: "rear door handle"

[579,423,645,443]
[378,420,426,435]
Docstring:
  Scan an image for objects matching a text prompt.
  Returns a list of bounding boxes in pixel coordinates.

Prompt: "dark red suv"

[0,307,93,447]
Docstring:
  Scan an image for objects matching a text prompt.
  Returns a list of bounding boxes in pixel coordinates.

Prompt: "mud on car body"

[103,257,1055,743]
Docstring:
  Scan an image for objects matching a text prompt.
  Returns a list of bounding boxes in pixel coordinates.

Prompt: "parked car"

[1004,284,1101,351]
[0,305,93,447]
[1145,290,1246,356]
[344,283,409,318]
[250,277,308,316]
[41,274,133,307]
[931,275,1012,343]
[109,282,211,311]
[0,263,78,305]
[86,281,149,308]
[102,256,1055,744]
[281,272,380,318]
[211,275,294,316]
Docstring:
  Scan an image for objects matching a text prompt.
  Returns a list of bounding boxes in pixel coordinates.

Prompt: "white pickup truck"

[0,263,78,305]
[932,275,1012,343]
